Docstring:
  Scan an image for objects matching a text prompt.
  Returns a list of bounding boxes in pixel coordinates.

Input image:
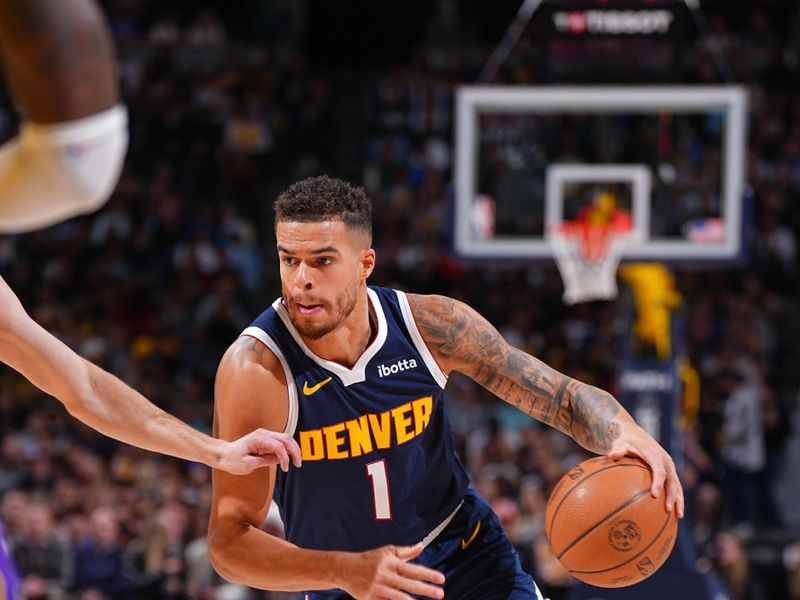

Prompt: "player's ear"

[360,248,376,279]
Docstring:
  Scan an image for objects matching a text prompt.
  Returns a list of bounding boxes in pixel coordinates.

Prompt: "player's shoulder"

[405,292,505,374]
[404,293,473,365]
[405,292,471,324]
[405,292,449,311]
[218,334,286,385]
[215,334,289,431]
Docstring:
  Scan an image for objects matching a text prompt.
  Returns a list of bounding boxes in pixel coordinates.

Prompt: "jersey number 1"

[366,459,392,520]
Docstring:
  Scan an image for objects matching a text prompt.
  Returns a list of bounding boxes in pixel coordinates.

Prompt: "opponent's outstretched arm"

[0,276,298,475]
[408,293,684,517]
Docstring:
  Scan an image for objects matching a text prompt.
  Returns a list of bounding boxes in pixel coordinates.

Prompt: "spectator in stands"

[712,531,768,600]
[71,507,128,599]
[0,3,798,599]
[12,502,69,600]
[718,368,766,529]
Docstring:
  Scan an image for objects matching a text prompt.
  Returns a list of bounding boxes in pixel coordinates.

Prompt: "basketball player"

[209,176,684,599]
[0,2,301,596]
[0,1,301,469]
[0,0,127,231]
[0,0,301,475]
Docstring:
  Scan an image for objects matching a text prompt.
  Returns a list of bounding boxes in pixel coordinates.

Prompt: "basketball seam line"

[567,511,674,574]
[547,461,650,544]
[555,487,650,560]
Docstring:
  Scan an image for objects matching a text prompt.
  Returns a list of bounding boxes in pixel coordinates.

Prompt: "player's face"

[276,220,374,340]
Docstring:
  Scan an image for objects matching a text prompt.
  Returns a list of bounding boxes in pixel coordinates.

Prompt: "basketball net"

[549,217,636,305]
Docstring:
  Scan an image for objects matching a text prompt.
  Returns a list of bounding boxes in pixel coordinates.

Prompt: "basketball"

[545,456,678,588]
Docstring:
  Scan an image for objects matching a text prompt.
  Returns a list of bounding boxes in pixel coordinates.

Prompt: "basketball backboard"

[454,86,748,263]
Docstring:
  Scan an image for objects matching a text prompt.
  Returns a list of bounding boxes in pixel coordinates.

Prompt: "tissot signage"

[540,0,686,82]
[552,9,675,35]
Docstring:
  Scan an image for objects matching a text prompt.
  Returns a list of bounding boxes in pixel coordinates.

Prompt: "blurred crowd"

[1,1,800,599]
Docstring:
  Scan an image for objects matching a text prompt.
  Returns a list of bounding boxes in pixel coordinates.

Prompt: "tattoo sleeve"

[409,294,629,453]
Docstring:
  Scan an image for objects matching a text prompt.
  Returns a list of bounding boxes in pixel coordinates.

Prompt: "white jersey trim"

[273,288,388,386]
[395,290,448,389]
[419,500,463,548]
[240,326,299,437]
[536,583,547,600]
[416,498,548,600]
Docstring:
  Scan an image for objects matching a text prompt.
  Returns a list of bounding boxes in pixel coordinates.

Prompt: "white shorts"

[0,104,128,232]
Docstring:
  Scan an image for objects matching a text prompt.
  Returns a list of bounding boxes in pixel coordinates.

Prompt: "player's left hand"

[215,428,302,475]
[608,421,684,518]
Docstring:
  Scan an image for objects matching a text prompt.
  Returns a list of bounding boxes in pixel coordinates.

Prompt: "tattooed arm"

[408,293,684,516]
[408,293,625,451]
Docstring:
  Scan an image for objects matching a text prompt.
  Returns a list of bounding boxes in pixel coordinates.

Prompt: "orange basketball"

[544,456,678,588]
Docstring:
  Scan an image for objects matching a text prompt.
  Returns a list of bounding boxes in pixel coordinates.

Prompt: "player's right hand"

[339,543,445,599]
[608,421,684,518]
[215,428,302,475]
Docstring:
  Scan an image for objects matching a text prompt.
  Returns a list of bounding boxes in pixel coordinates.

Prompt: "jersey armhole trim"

[395,291,448,389]
[241,326,299,437]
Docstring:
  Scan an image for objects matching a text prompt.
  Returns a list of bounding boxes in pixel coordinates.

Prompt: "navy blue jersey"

[303,489,543,600]
[242,286,470,552]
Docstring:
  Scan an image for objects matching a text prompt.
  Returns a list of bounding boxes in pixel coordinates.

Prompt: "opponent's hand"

[608,421,684,518]
[339,543,445,600]
[214,428,302,475]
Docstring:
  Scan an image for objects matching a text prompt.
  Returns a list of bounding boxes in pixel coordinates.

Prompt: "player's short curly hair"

[274,175,372,244]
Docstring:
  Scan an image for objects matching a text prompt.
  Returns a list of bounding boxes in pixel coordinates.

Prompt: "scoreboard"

[537,0,689,82]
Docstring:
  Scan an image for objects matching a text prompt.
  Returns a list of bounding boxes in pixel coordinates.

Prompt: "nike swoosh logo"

[303,377,332,396]
[461,521,481,550]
